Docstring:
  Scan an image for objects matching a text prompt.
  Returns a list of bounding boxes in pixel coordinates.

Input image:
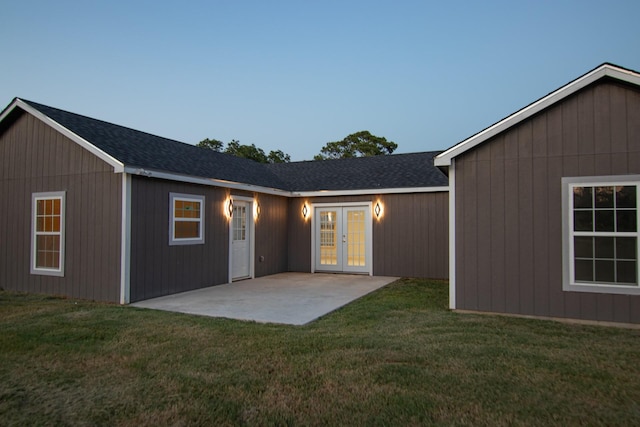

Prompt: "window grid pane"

[233,206,246,241]
[572,183,638,286]
[346,210,366,266]
[33,196,63,271]
[320,211,337,265]
[171,196,204,242]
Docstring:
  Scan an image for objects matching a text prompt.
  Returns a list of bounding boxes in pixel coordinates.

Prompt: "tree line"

[196,131,397,163]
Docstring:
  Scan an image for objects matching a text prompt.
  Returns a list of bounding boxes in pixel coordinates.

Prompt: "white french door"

[314,205,371,274]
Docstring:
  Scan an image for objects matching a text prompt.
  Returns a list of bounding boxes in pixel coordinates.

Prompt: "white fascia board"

[293,186,449,197]
[13,99,125,172]
[434,64,640,167]
[124,166,449,197]
[123,166,293,197]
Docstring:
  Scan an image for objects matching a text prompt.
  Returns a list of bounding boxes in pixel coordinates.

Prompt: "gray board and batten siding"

[0,109,122,302]
[254,192,289,278]
[286,193,449,279]
[453,79,640,324]
[129,179,291,303]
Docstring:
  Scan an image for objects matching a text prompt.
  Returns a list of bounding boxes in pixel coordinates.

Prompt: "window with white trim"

[31,191,65,276]
[169,193,205,245]
[563,177,640,295]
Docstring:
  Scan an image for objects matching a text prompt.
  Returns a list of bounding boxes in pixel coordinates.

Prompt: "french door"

[314,205,371,273]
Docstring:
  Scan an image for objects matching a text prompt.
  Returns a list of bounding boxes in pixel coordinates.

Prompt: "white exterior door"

[314,205,371,274]
[232,201,251,280]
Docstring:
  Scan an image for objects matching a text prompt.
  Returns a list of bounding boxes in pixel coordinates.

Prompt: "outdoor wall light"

[302,203,309,219]
[374,201,383,219]
[226,198,234,219]
[254,201,261,220]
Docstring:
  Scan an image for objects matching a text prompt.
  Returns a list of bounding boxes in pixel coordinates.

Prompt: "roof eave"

[434,63,640,166]
[293,186,449,197]
[123,166,294,196]
[124,166,449,196]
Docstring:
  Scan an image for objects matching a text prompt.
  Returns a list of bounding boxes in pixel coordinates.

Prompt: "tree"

[196,138,224,151]
[224,140,268,163]
[197,138,291,164]
[314,131,397,160]
[267,149,291,164]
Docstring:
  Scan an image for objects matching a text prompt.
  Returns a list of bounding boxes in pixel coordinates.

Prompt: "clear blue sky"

[2,1,639,161]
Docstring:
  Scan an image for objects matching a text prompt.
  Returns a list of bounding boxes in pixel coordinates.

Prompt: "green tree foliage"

[197,138,291,163]
[267,149,291,163]
[196,138,224,151]
[314,131,398,160]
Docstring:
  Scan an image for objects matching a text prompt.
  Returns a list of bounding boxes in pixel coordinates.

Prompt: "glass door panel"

[319,210,339,266]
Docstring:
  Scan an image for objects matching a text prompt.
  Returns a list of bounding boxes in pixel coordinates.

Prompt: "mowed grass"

[1,279,639,426]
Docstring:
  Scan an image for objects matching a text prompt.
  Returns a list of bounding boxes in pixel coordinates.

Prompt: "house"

[435,63,640,325]
[0,98,449,304]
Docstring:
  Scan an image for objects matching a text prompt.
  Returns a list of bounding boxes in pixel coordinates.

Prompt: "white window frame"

[31,191,66,277]
[562,175,640,295]
[169,193,205,246]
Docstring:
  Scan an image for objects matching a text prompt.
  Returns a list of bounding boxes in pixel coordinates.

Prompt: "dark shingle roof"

[16,99,448,192]
[21,99,289,189]
[266,152,448,191]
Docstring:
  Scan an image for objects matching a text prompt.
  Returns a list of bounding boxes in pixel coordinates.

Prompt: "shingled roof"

[267,152,447,192]
[18,99,289,190]
[4,98,448,193]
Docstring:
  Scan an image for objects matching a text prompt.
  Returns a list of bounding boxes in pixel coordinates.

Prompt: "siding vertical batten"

[120,173,131,304]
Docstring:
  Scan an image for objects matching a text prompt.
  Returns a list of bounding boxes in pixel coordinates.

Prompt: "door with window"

[315,206,371,273]
[232,201,251,280]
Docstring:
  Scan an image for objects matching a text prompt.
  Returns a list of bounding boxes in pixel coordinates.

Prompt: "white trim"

[294,186,449,197]
[562,175,640,296]
[313,201,376,208]
[228,195,255,282]
[169,193,205,245]
[448,160,456,309]
[30,191,66,277]
[125,166,294,197]
[310,209,316,274]
[435,64,640,167]
[125,166,449,198]
[10,99,125,172]
[120,174,131,304]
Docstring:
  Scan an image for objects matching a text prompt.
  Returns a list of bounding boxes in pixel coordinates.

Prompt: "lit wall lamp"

[225,198,234,219]
[254,201,261,220]
[302,203,309,219]
[374,201,383,219]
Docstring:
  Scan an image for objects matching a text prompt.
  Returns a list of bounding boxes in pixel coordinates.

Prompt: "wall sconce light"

[226,198,234,219]
[254,201,261,220]
[302,203,309,219]
[374,201,383,219]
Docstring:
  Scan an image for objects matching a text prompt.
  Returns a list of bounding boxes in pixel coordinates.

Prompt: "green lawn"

[1,279,639,426]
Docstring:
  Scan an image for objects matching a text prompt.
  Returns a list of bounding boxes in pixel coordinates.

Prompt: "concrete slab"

[131,273,397,325]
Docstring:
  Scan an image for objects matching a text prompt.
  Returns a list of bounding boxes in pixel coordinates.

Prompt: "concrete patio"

[131,272,398,325]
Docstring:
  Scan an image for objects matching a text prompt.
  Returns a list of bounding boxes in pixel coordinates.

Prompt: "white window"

[31,191,65,276]
[563,176,640,295]
[169,193,205,245]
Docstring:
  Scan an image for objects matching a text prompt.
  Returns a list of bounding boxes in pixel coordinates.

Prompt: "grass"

[1,279,639,426]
